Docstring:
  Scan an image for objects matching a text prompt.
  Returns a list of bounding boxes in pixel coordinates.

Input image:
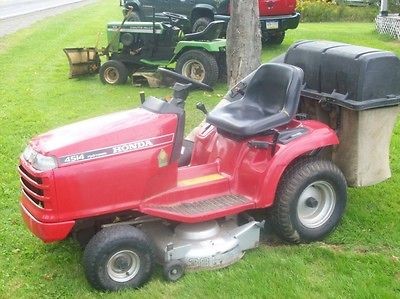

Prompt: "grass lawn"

[1,1,400,298]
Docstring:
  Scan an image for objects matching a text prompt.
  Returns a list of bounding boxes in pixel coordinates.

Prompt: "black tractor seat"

[206,63,304,137]
[184,21,225,41]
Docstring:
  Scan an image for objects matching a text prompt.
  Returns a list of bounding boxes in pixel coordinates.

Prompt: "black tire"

[192,17,211,33]
[74,227,97,248]
[176,50,219,86]
[271,157,347,243]
[99,60,128,85]
[126,11,141,22]
[262,31,285,45]
[163,260,185,282]
[83,225,154,291]
[217,52,227,82]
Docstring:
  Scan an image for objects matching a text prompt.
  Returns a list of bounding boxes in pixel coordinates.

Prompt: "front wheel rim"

[104,66,120,84]
[106,250,140,282]
[181,59,205,82]
[297,181,336,229]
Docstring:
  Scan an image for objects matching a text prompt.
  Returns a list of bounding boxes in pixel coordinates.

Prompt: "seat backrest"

[243,63,304,117]
[184,21,225,41]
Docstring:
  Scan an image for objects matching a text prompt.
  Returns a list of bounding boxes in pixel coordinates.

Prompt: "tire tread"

[271,156,347,243]
[83,225,154,291]
[99,60,128,85]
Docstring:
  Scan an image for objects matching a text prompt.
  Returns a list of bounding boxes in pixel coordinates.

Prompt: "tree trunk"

[185,0,262,141]
[226,0,262,87]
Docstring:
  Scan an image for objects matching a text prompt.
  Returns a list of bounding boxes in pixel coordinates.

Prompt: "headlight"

[22,145,57,171]
[22,145,35,162]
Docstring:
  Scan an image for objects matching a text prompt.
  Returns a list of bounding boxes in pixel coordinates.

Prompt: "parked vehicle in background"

[64,13,227,87]
[120,0,300,45]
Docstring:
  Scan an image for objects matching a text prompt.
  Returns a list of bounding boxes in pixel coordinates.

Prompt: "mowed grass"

[1,1,400,298]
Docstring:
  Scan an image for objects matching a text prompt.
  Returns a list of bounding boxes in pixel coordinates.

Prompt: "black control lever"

[196,102,208,115]
[248,130,280,156]
[139,91,145,104]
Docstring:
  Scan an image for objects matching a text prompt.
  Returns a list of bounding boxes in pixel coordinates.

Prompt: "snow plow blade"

[63,47,101,78]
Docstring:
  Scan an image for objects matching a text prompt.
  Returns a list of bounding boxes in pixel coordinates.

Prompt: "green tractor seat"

[206,63,304,137]
[184,21,225,41]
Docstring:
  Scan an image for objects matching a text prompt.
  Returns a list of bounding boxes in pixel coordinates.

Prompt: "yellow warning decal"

[178,173,225,187]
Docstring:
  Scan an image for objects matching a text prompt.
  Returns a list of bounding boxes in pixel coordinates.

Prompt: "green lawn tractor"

[64,12,226,87]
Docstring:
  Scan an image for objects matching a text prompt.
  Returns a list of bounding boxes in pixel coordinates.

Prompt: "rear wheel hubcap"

[297,181,336,229]
[181,60,205,82]
[104,67,119,84]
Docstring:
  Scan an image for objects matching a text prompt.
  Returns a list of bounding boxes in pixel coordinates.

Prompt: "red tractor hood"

[30,108,177,161]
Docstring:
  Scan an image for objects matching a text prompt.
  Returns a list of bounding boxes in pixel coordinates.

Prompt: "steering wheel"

[158,68,213,92]
[162,12,188,21]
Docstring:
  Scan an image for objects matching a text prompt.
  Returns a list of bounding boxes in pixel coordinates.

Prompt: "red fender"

[255,121,339,208]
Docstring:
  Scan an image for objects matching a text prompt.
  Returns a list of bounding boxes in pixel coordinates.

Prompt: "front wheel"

[163,260,185,282]
[99,60,128,85]
[83,225,154,291]
[176,50,219,86]
[271,157,347,243]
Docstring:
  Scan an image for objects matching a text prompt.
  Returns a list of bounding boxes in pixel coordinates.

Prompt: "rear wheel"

[262,31,285,45]
[176,50,219,86]
[83,225,154,291]
[271,157,347,243]
[192,17,211,32]
[99,60,128,85]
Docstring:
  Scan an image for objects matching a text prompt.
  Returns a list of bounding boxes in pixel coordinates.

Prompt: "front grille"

[21,177,43,196]
[19,165,42,184]
[18,165,46,209]
[21,189,44,208]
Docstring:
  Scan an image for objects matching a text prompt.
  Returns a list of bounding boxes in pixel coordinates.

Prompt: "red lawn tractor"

[18,41,400,291]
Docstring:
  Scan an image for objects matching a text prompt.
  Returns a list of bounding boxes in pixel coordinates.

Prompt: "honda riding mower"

[18,64,348,291]
[64,11,226,87]
[18,41,400,292]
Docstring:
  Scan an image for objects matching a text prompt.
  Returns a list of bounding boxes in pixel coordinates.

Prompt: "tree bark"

[226,0,262,87]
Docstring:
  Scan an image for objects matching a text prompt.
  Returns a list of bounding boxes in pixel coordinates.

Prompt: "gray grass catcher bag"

[285,40,400,187]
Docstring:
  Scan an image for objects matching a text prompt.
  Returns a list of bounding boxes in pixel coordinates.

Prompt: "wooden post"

[380,0,388,16]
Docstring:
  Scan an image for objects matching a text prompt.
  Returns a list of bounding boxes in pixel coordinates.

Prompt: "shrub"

[297,0,380,22]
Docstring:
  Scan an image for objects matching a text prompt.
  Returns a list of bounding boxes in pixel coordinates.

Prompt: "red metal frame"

[19,108,338,242]
[20,203,75,243]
